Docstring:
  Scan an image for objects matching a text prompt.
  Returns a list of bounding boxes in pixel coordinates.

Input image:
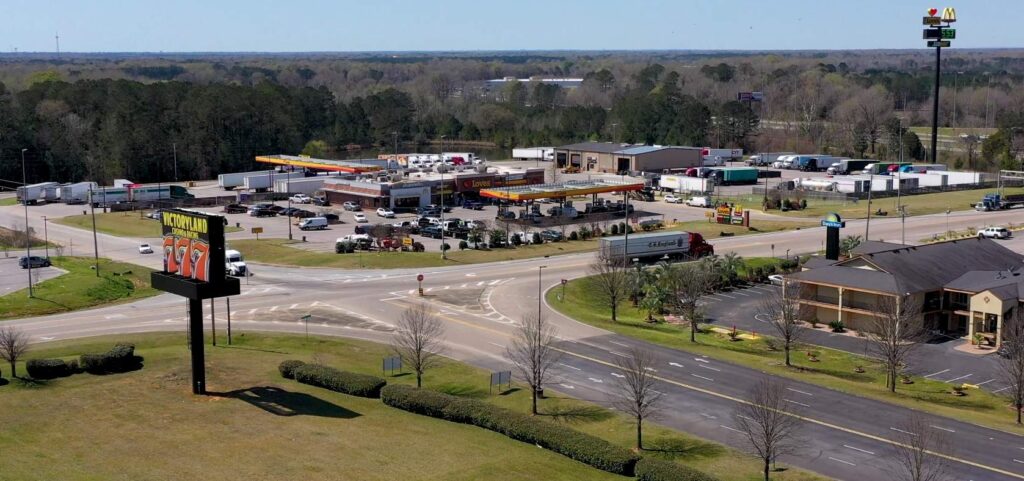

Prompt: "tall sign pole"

[923,7,957,164]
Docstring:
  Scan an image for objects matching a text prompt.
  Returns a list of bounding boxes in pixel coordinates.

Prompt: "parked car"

[223,203,248,214]
[299,217,328,230]
[686,196,711,208]
[463,201,484,210]
[293,209,316,219]
[376,207,396,218]
[465,220,484,230]
[19,256,51,268]
[289,194,311,204]
[420,225,443,239]
[312,196,330,206]
[139,243,153,254]
[353,213,368,223]
[342,201,362,212]
[768,274,784,285]
[280,207,301,216]
[323,213,340,223]
[425,203,451,213]
[539,230,564,242]
[664,194,683,204]
[267,205,286,213]
[979,226,1012,239]
[147,209,163,219]
[250,208,277,217]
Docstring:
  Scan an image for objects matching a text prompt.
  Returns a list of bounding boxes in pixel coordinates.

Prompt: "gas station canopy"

[479,179,644,201]
[255,155,383,173]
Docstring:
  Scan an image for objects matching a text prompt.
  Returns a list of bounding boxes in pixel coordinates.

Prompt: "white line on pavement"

[890,427,917,436]
[694,357,710,363]
[692,374,714,382]
[669,362,684,368]
[784,399,811,408]
[289,303,298,309]
[994,386,1012,393]
[698,364,721,372]
[559,383,575,390]
[944,373,973,383]
[379,297,405,301]
[719,425,742,433]
[609,351,629,357]
[828,457,856,466]
[786,387,813,396]
[700,413,717,419]
[975,379,996,386]
[269,306,278,312]
[732,290,750,297]
[487,342,504,348]
[611,373,625,378]
[716,293,737,299]
[931,425,956,433]
[558,363,582,371]
[1014,459,1024,464]
[923,369,950,378]
[588,377,603,383]
[609,340,630,348]
[843,445,875,455]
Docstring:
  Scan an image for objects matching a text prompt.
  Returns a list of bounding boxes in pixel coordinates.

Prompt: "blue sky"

[0,0,1017,52]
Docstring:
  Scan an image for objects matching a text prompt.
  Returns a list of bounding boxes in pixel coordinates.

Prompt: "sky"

[0,0,1019,52]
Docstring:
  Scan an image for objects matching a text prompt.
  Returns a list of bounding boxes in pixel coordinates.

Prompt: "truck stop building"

[321,167,545,210]
[553,142,701,173]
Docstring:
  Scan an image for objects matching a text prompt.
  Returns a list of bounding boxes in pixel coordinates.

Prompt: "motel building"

[785,238,1024,347]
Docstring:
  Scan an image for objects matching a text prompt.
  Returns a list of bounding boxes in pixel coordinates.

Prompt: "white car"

[686,196,711,208]
[289,194,311,204]
[353,213,368,223]
[768,274,784,285]
[979,227,1012,239]
[139,243,153,254]
[664,194,683,204]
[376,207,395,218]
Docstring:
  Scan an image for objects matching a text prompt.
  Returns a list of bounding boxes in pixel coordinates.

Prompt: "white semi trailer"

[217,170,280,190]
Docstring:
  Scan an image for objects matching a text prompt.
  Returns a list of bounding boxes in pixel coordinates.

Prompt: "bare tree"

[734,377,803,481]
[759,285,807,367]
[664,263,713,342]
[888,414,950,481]
[507,313,561,415]
[391,303,445,388]
[0,326,30,378]
[865,294,925,393]
[589,255,631,322]
[999,309,1024,424]
[612,347,664,450]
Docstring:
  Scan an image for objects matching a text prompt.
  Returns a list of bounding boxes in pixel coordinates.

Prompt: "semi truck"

[218,170,280,190]
[708,167,759,185]
[863,162,911,175]
[976,193,1024,212]
[701,148,743,166]
[16,182,60,205]
[88,187,131,206]
[129,185,194,202]
[59,182,98,204]
[826,159,873,175]
[745,152,795,166]
[242,171,305,191]
[512,147,554,162]
[598,231,714,263]
[225,249,249,277]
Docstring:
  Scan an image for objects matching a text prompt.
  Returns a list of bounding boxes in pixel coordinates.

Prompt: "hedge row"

[278,360,306,379]
[635,458,721,481]
[381,384,639,476]
[292,364,386,398]
[80,343,141,374]
[25,358,77,380]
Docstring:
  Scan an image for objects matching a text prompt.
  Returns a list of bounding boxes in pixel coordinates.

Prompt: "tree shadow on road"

[217,386,360,419]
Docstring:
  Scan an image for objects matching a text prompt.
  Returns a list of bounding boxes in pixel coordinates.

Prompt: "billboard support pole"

[188,298,206,394]
[226,297,232,345]
[210,298,216,346]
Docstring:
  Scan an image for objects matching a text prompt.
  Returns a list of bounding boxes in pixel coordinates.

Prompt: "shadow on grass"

[539,404,613,424]
[642,436,727,460]
[436,383,488,398]
[387,372,411,378]
[25,296,71,310]
[215,344,290,355]
[498,387,521,396]
[12,377,49,389]
[220,386,360,419]
[0,377,8,387]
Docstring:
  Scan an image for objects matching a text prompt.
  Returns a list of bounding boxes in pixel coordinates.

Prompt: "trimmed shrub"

[381,385,638,475]
[458,240,469,250]
[412,241,425,252]
[610,224,620,235]
[635,458,720,481]
[568,231,579,241]
[440,243,451,252]
[293,364,386,398]
[278,360,306,379]
[80,343,141,374]
[26,358,72,380]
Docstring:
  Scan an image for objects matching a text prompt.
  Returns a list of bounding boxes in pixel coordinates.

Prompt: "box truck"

[826,159,873,175]
[512,147,554,161]
[218,170,280,190]
[598,231,714,262]
[701,148,743,166]
[708,167,759,185]
[242,171,305,191]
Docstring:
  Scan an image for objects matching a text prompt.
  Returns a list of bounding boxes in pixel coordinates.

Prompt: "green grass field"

[0,226,55,249]
[0,257,159,319]
[232,219,813,269]
[547,275,1024,434]
[0,333,824,481]
[0,197,17,206]
[720,187,1024,220]
[57,211,242,238]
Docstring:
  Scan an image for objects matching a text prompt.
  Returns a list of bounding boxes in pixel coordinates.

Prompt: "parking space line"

[923,369,950,378]
[975,379,996,386]
[692,374,714,382]
[828,457,856,466]
[731,290,750,297]
[719,424,742,433]
[786,387,813,396]
[784,399,811,408]
[843,444,875,455]
[994,386,1012,393]
[944,373,972,383]
[931,425,956,433]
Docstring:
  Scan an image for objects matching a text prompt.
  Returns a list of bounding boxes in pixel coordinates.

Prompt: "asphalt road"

[5,202,1024,480]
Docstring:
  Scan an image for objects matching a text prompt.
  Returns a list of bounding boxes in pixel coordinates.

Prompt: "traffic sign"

[561,279,568,285]
[927,40,951,48]
[417,274,424,282]
[251,227,263,234]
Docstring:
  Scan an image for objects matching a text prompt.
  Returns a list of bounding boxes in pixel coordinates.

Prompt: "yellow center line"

[384,298,1024,480]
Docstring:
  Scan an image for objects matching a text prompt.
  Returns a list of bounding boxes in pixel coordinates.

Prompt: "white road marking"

[487,342,504,348]
[994,386,1012,393]
[890,427,917,436]
[975,379,996,386]
[476,281,485,286]
[289,303,299,309]
[588,377,603,383]
[38,336,55,341]
[1014,459,1024,464]
[843,445,875,455]
[488,279,502,286]
[609,351,629,358]
[269,306,278,312]
[694,357,710,363]
[248,308,258,314]
[944,373,973,383]
[558,363,582,371]
[930,425,956,433]
[644,367,658,372]
[379,297,405,301]
[828,457,856,466]
[692,374,714,382]
[784,399,810,408]
[669,362,684,368]
[559,383,575,390]
[716,293,737,299]
[698,364,721,372]
[732,290,750,297]
[719,425,742,433]
[699,413,717,419]
[466,273,477,277]
[609,340,630,348]
[923,368,950,378]
[611,373,626,378]
[786,387,813,396]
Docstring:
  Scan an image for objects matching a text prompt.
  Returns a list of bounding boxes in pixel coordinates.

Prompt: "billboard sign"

[927,40,951,48]
[821,212,846,229]
[160,209,226,284]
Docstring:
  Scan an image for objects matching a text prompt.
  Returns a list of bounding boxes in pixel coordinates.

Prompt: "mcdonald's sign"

[941,7,956,23]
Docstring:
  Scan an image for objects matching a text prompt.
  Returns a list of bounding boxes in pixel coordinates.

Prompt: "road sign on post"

[489,370,512,394]
[301,314,312,340]
[251,226,263,240]
[383,356,402,376]
[417,273,424,296]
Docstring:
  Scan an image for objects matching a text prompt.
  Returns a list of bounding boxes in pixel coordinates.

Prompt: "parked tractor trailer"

[599,231,714,263]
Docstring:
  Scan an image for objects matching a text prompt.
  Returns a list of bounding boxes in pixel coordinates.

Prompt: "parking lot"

[0,256,64,295]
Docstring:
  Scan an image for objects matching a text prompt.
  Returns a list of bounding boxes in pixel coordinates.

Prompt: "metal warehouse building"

[553,142,702,173]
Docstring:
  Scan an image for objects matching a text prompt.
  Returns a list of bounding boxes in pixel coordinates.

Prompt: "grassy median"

[548,276,1024,434]
[57,211,242,238]
[232,219,813,269]
[0,256,159,319]
[0,332,823,481]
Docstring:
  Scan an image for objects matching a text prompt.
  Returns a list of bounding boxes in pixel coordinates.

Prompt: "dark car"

[267,205,286,213]
[417,206,441,216]
[292,209,316,219]
[251,208,277,217]
[223,203,248,214]
[312,196,330,206]
[539,230,564,242]
[19,256,51,269]
[463,201,483,210]
[323,213,340,223]
[425,203,451,213]
[420,225,443,239]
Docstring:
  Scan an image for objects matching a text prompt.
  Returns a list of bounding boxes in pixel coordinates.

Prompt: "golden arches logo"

[941,7,956,23]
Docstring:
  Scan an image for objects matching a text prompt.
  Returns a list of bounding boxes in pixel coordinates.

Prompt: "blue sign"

[821,212,846,229]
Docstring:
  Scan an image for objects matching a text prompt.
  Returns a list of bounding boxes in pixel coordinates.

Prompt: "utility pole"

[440,135,447,260]
[922,8,957,164]
[89,187,100,277]
[172,143,178,181]
[21,148,33,297]
[865,172,874,241]
[42,216,49,258]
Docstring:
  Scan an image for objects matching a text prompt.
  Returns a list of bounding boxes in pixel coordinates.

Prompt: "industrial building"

[786,238,1024,346]
[553,142,702,173]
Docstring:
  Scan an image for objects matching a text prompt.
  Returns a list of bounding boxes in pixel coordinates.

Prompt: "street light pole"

[538,265,547,321]
[42,216,49,258]
[865,172,874,241]
[440,135,447,260]
[88,187,100,276]
[172,143,178,182]
[287,171,293,241]
[21,148,33,298]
